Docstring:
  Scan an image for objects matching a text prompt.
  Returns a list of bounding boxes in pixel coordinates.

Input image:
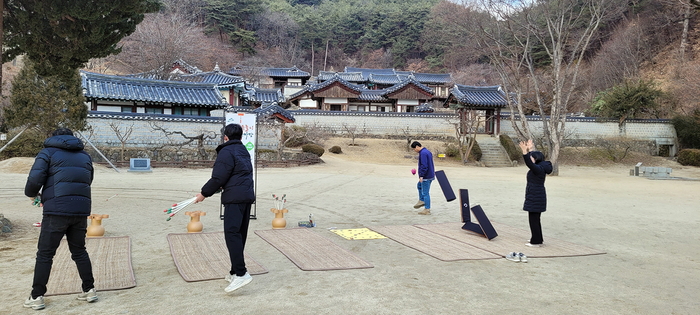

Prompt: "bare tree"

[447,109,482,164]
[470,0,622,175]
[149,121,217,159]
[342,123,359,146]
[397,125,427,152]
[109,122,134,161]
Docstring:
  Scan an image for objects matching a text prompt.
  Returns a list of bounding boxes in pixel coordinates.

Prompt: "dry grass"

[318,137,679,169]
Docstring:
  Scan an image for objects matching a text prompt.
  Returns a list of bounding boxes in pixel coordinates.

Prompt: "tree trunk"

[680,4,691,63]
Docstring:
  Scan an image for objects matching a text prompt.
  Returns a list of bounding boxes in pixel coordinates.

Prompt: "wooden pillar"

[496,108,501,135]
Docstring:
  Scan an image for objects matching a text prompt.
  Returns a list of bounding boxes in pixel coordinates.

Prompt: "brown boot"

[418,208,431,215]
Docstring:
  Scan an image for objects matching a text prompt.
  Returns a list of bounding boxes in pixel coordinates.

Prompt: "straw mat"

[414,222,606,258]
[167,232,268,282]
[255,228,373,271]
[45,236,135,296]
[368,225,501,261]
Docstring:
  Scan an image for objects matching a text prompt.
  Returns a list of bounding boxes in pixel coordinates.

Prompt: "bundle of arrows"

[163,197,197,221]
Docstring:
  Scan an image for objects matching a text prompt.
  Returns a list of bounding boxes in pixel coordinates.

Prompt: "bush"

[469,140,482,162]
[672,111,700,149]
[0,128,45,159]
[499,134,521,161]
[329,145,342,154]
[677,149,700,166]
[302,144,324,157]
[443,140,481,161]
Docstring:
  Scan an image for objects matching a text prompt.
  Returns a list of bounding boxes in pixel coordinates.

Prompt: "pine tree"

[2,0,160,80]
[4,60,87,136]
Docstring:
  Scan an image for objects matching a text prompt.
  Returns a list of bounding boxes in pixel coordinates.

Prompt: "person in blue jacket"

[411,141,435,215]
[195,123,255,293]
[23,128,97,310]
[518,139,553,247]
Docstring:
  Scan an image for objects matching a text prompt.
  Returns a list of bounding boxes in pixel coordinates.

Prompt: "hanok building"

[444,85,510,135]
[229,66,311,99]
[126,63,248,107]
[323,67,453,100]
[244,87,285,108]
[288,73,435,112]
[81,71,228,116]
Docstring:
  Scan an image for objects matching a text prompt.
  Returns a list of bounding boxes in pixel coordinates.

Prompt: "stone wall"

[84,111,678,159]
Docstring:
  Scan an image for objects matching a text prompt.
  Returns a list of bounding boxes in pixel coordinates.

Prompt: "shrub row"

[302,144,324,157]
[499,134,521,161]
[677,149,700,166]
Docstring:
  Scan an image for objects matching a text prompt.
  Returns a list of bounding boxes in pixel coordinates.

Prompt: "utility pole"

[323,39,329,72]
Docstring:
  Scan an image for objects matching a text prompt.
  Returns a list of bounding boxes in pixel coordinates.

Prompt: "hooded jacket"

[522,152,553,212]
[201,139,256,204]
[25,135,94,216]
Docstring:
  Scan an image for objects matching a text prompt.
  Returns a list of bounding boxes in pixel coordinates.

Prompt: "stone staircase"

[477,135,513,167]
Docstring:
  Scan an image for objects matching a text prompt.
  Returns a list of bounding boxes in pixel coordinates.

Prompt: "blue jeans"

[417,178,433,209]
[32,215,94,298]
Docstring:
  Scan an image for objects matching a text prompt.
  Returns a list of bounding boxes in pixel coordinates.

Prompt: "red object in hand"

[411,168,416,175]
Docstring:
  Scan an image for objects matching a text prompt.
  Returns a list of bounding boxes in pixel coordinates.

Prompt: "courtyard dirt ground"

[1,138,698,314]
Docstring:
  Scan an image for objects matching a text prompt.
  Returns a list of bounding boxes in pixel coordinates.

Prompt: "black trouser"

[223,203,251,277]
[32,215,94,298]
[528,212,543,244]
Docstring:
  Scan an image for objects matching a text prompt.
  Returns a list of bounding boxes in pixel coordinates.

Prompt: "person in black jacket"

[518,139,553,247]
[23,128,97,310]
[195,123,255,293]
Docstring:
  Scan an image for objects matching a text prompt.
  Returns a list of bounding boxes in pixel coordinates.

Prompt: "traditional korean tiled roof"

[415,103,435,113]
[229,66,310,78]
[368,74,403,85]
[81,71,227,107]
[253,104,295,123]
[172,59,202,74]
[175,71,246,87]
[384,75,434,96]
[318,71,364,82]
[357,89,389,101]
[447,85,508,108]
[246,87,284,104]
[310,74,364,93]
[344,67,396,81]
[413,73,452,84]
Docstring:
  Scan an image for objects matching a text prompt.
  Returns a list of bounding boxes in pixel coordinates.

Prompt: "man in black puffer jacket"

[23,128,97,310]
[195,123,255,294]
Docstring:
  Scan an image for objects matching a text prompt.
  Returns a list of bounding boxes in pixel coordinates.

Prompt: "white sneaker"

[505,252,520,262]
[526,243,543,247]
[23,296,45,310]
[224,272,252,293]
[77,288,98,302]
[518,252,528,263]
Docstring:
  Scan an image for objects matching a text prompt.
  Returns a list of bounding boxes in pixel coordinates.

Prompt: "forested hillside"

[83,0,698,124]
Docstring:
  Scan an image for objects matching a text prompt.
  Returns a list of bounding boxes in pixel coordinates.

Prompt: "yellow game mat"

[330,228,387,240]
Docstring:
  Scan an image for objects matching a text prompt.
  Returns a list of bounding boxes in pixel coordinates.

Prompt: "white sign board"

[224,112,257,176]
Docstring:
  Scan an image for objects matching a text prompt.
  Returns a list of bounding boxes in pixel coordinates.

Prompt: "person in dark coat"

[195,123,255,293]
[518,139,553,247]
[23,128,97,310]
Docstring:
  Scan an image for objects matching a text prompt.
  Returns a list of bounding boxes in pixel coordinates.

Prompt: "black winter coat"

[25,135,94,216]
[201,140,255,204]
[522,153,553,212]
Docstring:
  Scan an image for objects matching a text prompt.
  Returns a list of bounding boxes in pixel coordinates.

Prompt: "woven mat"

[167,232,268,282]
[414,222,606,258]
[255,228,373,271]
[368,225,501,261]
[45,236,135,296]
[330,228,387,240]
